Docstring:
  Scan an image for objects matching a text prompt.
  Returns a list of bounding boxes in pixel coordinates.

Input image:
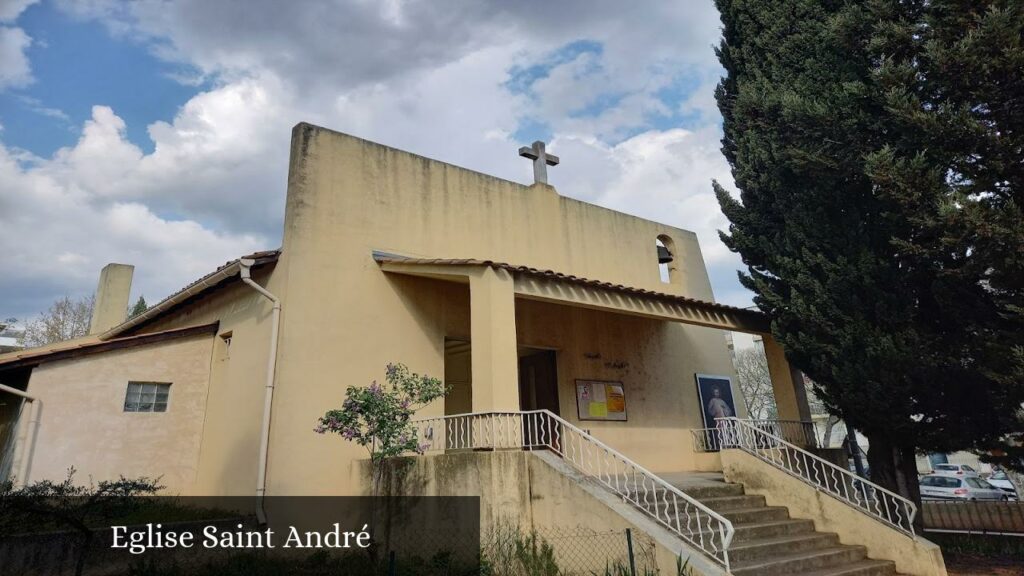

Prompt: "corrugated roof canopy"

[373,253,771,334]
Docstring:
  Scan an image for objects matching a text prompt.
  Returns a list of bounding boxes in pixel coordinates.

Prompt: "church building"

[0,124,944,576]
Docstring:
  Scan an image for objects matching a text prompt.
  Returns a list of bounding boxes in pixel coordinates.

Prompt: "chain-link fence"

[479,525,659,576]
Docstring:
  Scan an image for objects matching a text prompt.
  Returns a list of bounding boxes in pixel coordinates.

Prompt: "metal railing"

[711,417,917,537]
[691,419,817,451]
[751,419,818,448]
[412,410,735,571]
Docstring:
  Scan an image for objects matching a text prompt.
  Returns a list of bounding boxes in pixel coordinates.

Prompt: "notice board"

[575,379,627,421]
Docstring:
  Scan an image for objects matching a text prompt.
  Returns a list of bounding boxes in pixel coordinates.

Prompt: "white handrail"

[412,410,735,571]
[717,417,917,537]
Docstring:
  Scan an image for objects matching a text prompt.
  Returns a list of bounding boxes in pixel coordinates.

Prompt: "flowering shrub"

[315,363,447,476]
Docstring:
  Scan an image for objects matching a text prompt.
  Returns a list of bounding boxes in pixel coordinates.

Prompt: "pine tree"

[713,0,1024,514]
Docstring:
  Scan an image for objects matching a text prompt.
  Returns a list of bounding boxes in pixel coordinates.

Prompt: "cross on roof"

[518,140,559,185]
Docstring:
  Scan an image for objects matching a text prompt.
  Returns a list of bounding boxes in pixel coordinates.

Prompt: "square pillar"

[469,267,520,412]
[763,335,812,422]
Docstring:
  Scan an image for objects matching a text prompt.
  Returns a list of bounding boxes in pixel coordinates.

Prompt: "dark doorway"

[518,349,559,415]
[444,339,472,416]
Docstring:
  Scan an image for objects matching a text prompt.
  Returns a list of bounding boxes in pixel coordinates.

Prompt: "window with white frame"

[124,382,171,413]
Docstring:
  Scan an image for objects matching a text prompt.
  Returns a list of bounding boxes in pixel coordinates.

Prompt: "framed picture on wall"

[575,380,627,421]
[695,374,737,429]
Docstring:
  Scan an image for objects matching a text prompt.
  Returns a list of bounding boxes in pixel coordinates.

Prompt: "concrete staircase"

[651,473,903,576]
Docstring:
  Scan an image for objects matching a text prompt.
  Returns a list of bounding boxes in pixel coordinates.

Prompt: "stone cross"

[518,140,559,185]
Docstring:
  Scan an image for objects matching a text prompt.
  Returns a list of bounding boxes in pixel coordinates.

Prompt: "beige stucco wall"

[136,268,280,495]
[263,124,742,496]
[17,334,215,494]
[721,449,947,576]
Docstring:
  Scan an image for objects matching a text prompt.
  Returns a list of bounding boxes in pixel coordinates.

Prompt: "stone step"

[698,494,767,512]
[670,482,746,500]
[726,518,818,543]
[792,559,898,576]
[719,505,790,524]
[624,482,745,502]
[731,545,869,576]
[727,532,839,563]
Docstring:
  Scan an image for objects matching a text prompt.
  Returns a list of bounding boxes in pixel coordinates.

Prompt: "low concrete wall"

[363,451,729,576]
[810,447,847,468]
[721,449,947,576]
[924,501,1024,533]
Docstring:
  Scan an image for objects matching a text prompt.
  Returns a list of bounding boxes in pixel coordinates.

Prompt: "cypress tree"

[128,296,148,320]
[713,0,1024,513]
[867,1,1024,464]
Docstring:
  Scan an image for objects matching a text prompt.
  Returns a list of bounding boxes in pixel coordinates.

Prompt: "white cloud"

[0,25,32,89]
[0,0,37,23]
[0,108,267,320]
[0,0,37,91]
[2,0,756,320]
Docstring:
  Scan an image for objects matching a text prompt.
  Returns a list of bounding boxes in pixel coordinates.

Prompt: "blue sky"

[0,0,747,322]
[0,1,201,156]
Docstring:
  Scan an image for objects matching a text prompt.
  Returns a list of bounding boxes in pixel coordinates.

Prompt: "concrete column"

[763,335,812,422]
[89,263,135,334]
[469,267,520,412]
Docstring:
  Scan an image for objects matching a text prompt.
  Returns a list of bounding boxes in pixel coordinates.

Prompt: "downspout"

[239,258,281,525]
[0,383,39,487]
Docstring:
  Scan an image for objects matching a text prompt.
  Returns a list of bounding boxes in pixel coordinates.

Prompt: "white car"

[931,463,980,477]
[986,471,1019,500]
[919,474,1009,501]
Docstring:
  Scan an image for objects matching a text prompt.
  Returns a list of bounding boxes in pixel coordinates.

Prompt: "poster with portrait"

[575,380,627,421]
[695,374,737,429]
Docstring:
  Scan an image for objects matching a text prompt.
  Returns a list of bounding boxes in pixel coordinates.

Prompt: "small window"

[124,382,171,413]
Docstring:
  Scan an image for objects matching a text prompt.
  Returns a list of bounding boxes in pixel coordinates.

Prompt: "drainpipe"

[0,383,39,487]
[239,259,281,525]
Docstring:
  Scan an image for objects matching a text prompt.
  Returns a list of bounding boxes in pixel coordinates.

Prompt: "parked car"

[930,463,980,477]
[986,471,1019,500]
[919,474,1009,501]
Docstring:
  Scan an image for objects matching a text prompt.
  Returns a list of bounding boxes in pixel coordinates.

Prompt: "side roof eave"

[0,322,220,372]
[100,250,280,340]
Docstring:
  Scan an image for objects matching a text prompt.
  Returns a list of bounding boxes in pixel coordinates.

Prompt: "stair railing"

[412,410,735,571]
[715,417,917,537]
[744,419,818,448]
